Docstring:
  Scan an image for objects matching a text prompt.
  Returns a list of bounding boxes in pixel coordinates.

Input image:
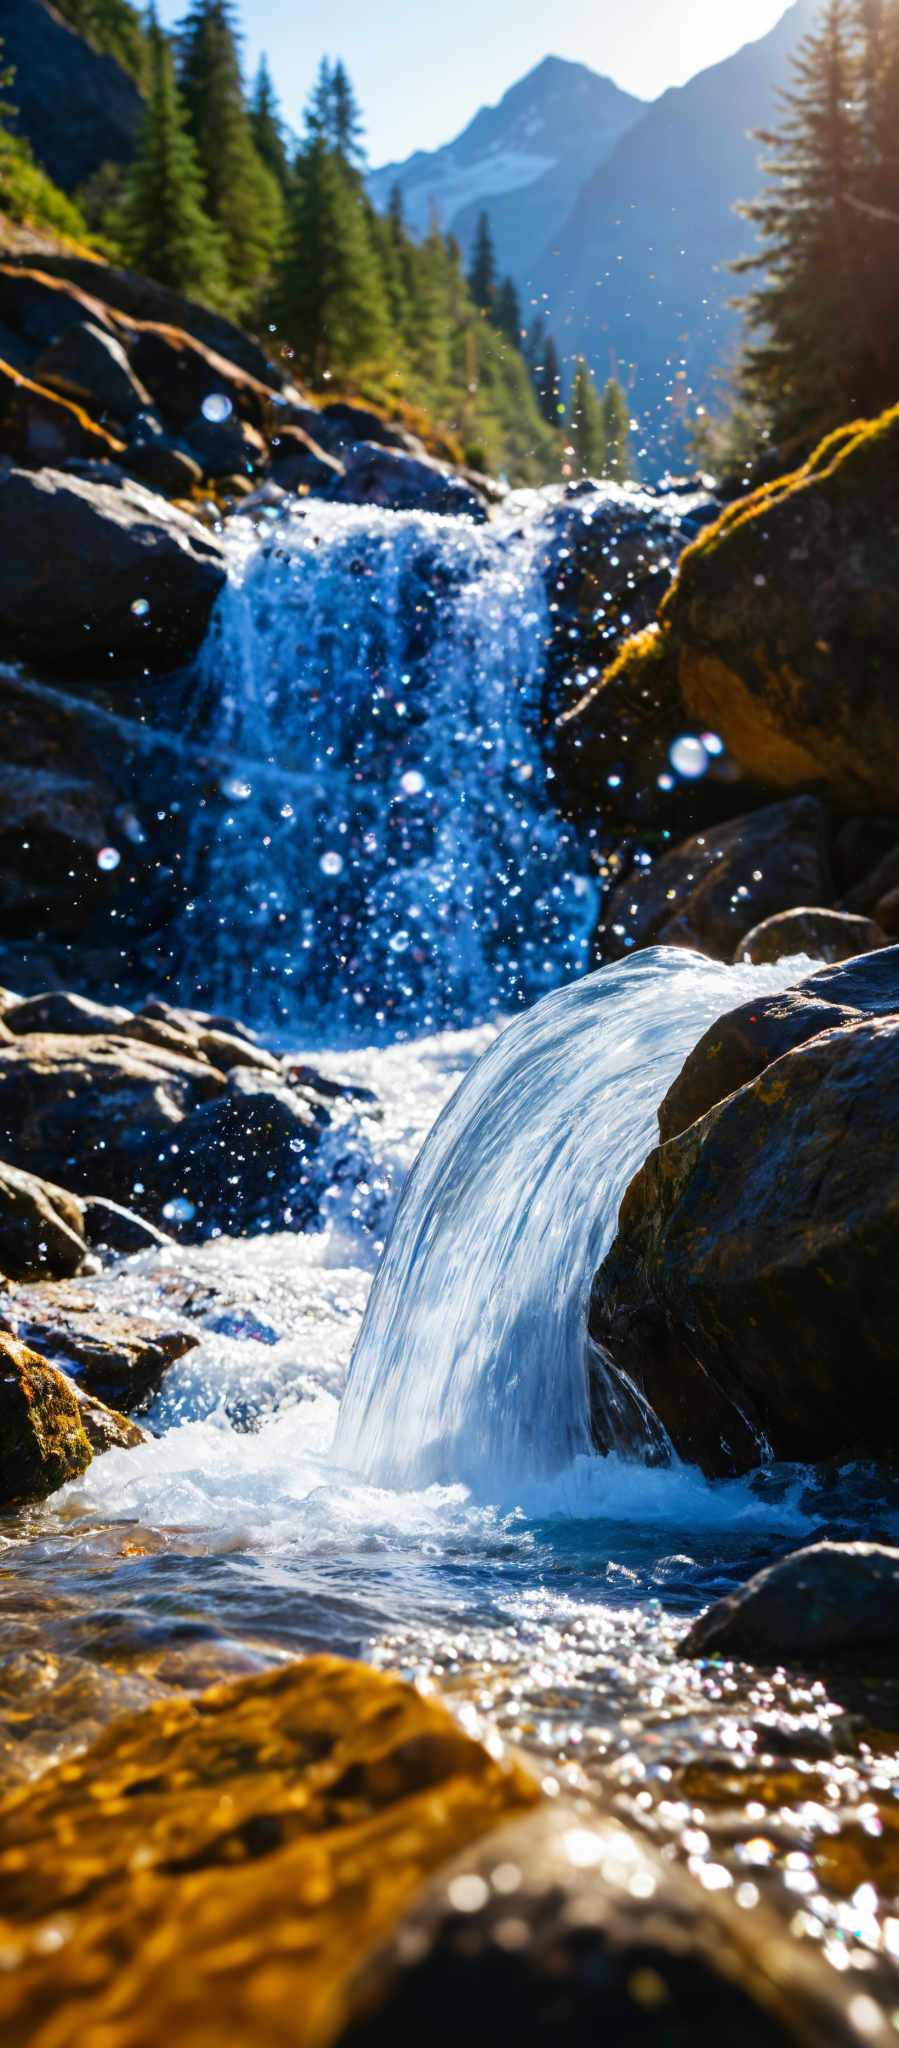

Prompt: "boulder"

[0,0,143,192]
[318,400,427,455]
[0,263,118,349]
[81,1195,175,1258]
[0,1159,87,1279]
[682,1541,899,1670]
[564,404,899,816]
[590,1008,899,1475]
[127,323,280,433]
[0,358,124,466]
[0,1330,92,1505]
[0,1656,537,2044]
[23,254,286,387]
[268,424,343,491]
[600,796,832,961]
[0,759,118,934]
[844,840,899,924]
[0,466,226,675]
[329,443,488,520]
[124,437,202,499]
[32,321,152,427]
[9,1287,197,1411]
[3,991,134,1035]
[183,410,269,481]
[75,1388,147,1454]
[735,906,885,965]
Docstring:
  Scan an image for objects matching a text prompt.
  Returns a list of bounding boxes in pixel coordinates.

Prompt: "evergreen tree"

[118,11,227,302]
[467,210,496,313]
[388,181,405,241]
[600,376,632,478]
[567,357,605,474]
[51,0,148,83]
[331,59,365,168]
[494,275,521,347]
[534,332,562,424]
[852,0,899,404]
[273,132,391,377]
[177,0,282,306]
[250,55,289,190]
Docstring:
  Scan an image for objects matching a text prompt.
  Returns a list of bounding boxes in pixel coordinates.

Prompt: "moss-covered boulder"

[0,1655,537,2048]
[0,1330,92,1504]
[559,405,899,814]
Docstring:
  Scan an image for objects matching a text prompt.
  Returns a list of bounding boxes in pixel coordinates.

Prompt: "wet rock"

[128,323,281,433]
[268,424,343,491]
[0,466,226,676]
[590,1010,899,1475]
[683,1541,899,1670]
[318,400,427,456]
[0,357,124,466]
[570,404,899,814]
[8,1287,197,1411]
[81,1196,175,1259]
[0,262,119,351]
[330,443,487,520]
[124,436,203,500]
[33,321,152,427]
[735,906,886,965]
[0,1159,86,1280]
[340,1805,848,2048]
[600,796,832,961]
[0,1330,92,1504]
[0,1655,537,2045]
[657,989,864,1144]
[18,254,286,387]
[3,991,134,1036]
[160,1066,331,1237]
[844,840,899,927]
[183,409,269,482]
[75,1387,148,1454]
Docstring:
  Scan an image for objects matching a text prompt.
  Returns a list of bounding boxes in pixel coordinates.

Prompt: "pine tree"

[273,133,392,378]
[852,0,899,407]
[177,0,282,307]
[534,332,562,424]
[467,211,496,313]
[600,377,632,478]
[250,55,289,190]
[567,357,605,475]
[494,275,521,347]
[388,181,405,242]
[331,60,365,169]
[118,11,228,302]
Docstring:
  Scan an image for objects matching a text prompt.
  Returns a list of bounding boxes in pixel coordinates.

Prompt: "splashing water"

[335,948,803,1493]
[177,497,597,1033]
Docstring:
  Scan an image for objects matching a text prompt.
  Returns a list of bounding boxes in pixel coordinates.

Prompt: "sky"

[156,0,794,166]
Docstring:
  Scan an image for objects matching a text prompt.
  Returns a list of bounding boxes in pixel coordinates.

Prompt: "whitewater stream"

[2,492,898,2021]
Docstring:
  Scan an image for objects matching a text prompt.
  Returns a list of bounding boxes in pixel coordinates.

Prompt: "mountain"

[536,0,820,468]
[368,56,645,287]
[1,0,143,193]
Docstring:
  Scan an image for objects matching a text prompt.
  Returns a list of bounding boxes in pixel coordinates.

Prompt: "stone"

[844,840,899,922]
[75,1387,148,1454]
[571,404,899,815]
[0,1330,92,1504]
[0,358,124,466]
[157,1067,331,1237]
[33,321,152,426]
[20,254,286,387]
[0,1656,537,2048]
[600,795,832,961]
[0,262,118,350]
[0,466,226,676]
[590,1011,899,1475]
[3,991,134,1036]
[735,906,886,965]
[268,424,343,491]
[128,323,281,433]
[183,410,269,481]
[657,988,865,1143]
[682,1541,899,1669]
[329,443,487,520]
[0,1159,86,1280]
[0,0,143,192]
[9,1288,197,1411]
[318,400,427,455]
[80,1196,175,1258]
[125,436,203,500]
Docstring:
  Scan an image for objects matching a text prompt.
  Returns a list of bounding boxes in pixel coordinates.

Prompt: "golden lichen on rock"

[0,1328,92,1503]
[0,1654,539,2048]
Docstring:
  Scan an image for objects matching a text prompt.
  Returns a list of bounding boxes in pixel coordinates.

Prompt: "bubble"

[389,930,410,953]
[161,1196,196,1223]
[319,850,344,877]
[201,392,233,423]
[399,769,425,796]
[130,597,150,618]
[656,772,675,792]
[221,776,252,801]
[669,735,709,780]
[701,731,724,756]
[96,846,121,872]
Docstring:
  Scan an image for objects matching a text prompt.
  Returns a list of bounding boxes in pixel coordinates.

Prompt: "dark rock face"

[735,906,886,966]
[0,0,143,192]
[0,1159,86,1280]
[33,321,152,427]
[183,410,269,482]
[0,466,225,675]
[0,263,118,352]
[318,401,427,456]
[9,1292,196,1413]
[128,325,280,434]
[0,357,124,466]
[601,796,832,961]
[268,425,343,491]
[0,1330,92,1505]
[329,443,488,520]
[682,1542,899,1670]
[590,993,899,1476]
[13,255,287,387]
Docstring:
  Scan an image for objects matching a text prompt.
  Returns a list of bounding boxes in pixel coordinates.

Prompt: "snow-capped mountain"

[368,57,645,287]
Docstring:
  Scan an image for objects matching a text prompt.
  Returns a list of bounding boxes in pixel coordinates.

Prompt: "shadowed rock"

[682,1542,899,1670]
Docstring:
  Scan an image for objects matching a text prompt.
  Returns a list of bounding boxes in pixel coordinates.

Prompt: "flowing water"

[2,490,899,2021]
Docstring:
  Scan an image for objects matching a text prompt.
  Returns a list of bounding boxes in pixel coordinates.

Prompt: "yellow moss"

[0,1654,539,2048]
[678,649,830,790]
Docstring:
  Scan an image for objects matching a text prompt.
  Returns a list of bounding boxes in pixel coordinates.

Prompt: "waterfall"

[335,947,803,1494]
[176,495,598,1034]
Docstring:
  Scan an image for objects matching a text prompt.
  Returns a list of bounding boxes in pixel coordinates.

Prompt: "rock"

[656,987,866,1144]
[80,1196,175,1258]
[0,466,226,676]
[570,405,899,815]
[844,840,899,922]
[3,991,134,1036]
[268,424,343,491]
[0,1330,92,1504]
[330,443,488,520]
[124,437,204,498]
[75,1387,148,1454]
[600,796,832,961]
[183,410,269,481]
[318,400,427,455]
[0,1656,537,2044]
[0,262,118,350]
[28,254,286,385]
[735,906,886,965]
[127,323,280,433]
[0,0,143,192]
[0,358,124,466]
[158,1066,331,1237]
[590,1009,899,1475]
[9,1288,197,1411]
[32,321,152,427]
[682,1541,899,1669]
[0,1159,86,1280]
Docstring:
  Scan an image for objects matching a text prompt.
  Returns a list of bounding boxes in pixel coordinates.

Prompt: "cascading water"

[177,494,598,1033]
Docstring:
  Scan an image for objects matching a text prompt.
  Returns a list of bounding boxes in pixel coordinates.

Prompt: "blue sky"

[156,0,794,164]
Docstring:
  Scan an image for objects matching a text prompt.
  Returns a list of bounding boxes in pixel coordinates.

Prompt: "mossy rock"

[0,1329,91,1503]
[561,404,899,814]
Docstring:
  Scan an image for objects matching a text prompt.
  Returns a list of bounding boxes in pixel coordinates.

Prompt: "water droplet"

[96,846,120,871]
[399,769,425,796]
[669,735,709,780]
[162,1196,196,1223]
[320,850,344,877]
[656,772,675,791]
[201,392,233,423]
[701,731,724,755]
[222,776,252,800]
[130,597,150,618]
[389,930,410,954]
